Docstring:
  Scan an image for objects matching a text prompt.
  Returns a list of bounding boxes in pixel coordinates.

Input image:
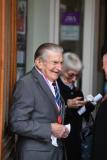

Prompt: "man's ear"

[34,57,43,69]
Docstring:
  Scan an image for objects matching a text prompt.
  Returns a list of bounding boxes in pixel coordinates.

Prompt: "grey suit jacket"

[10,67,65,160]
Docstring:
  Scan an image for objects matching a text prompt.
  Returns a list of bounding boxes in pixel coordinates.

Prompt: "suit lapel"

[31,67,59,113]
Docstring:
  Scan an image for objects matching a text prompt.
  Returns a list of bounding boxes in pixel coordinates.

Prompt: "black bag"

[81,114,94,160]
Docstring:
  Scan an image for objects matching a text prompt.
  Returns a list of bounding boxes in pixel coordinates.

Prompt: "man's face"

[102,54,107,79]
[36,50,63,82]
[62,69,79,84]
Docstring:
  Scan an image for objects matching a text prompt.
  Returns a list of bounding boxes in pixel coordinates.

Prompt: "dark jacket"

[92,99,107,160]
[58,78,94,160]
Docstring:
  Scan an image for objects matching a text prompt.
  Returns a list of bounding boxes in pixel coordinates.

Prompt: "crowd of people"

[10,42,107,160]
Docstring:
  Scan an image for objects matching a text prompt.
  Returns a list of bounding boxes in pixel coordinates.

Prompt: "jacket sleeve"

[10,79,51,141]
[85,101,95,113]
[92,102,107,160]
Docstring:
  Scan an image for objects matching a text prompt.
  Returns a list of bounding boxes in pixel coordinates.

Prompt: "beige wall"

[26,0,50,71]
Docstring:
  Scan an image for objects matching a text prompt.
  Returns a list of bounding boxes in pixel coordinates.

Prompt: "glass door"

[59,0,84,59]
[16,0,27,80]
[59,0,84,87]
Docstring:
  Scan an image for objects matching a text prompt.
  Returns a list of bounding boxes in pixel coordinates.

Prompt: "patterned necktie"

[52,82,62,124]
[52,82,62,109]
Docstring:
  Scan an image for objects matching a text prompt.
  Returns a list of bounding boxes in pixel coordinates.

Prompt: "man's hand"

[51,123,69,138]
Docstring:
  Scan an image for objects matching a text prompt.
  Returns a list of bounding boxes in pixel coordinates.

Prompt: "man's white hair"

[63,52,83,72]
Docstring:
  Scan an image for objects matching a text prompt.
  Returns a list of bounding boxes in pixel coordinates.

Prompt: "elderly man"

[10,43,69,160]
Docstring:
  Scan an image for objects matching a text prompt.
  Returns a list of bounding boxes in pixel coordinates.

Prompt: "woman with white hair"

[57,52,94,160]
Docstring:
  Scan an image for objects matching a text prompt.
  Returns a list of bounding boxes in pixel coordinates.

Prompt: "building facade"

[0,0,107,159]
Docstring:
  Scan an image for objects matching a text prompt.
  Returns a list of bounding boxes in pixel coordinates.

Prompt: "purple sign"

[61,12,80,25]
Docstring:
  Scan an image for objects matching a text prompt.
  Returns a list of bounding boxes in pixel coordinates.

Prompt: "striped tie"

[52,82,62,109]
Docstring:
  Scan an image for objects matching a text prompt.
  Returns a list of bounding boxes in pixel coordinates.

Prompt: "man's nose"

[57,63,62,71]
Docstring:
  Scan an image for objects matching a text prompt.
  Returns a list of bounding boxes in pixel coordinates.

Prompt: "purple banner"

[61,12,80,25]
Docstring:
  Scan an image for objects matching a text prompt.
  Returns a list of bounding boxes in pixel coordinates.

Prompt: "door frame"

[0,0,17,159]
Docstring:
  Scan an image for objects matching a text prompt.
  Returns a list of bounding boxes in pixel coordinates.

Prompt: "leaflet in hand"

[77,93,102,115]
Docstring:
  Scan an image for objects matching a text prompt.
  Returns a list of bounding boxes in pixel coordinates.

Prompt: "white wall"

[82,0,100,96]
[26,0,50,71]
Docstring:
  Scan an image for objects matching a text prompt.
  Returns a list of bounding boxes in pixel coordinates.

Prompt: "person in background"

[10,43,70,160]
[57,52,94,160]
[92,43,107,160]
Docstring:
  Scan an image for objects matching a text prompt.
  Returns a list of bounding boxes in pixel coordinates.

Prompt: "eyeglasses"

[67,73,79,78]
[66,70,80,78]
